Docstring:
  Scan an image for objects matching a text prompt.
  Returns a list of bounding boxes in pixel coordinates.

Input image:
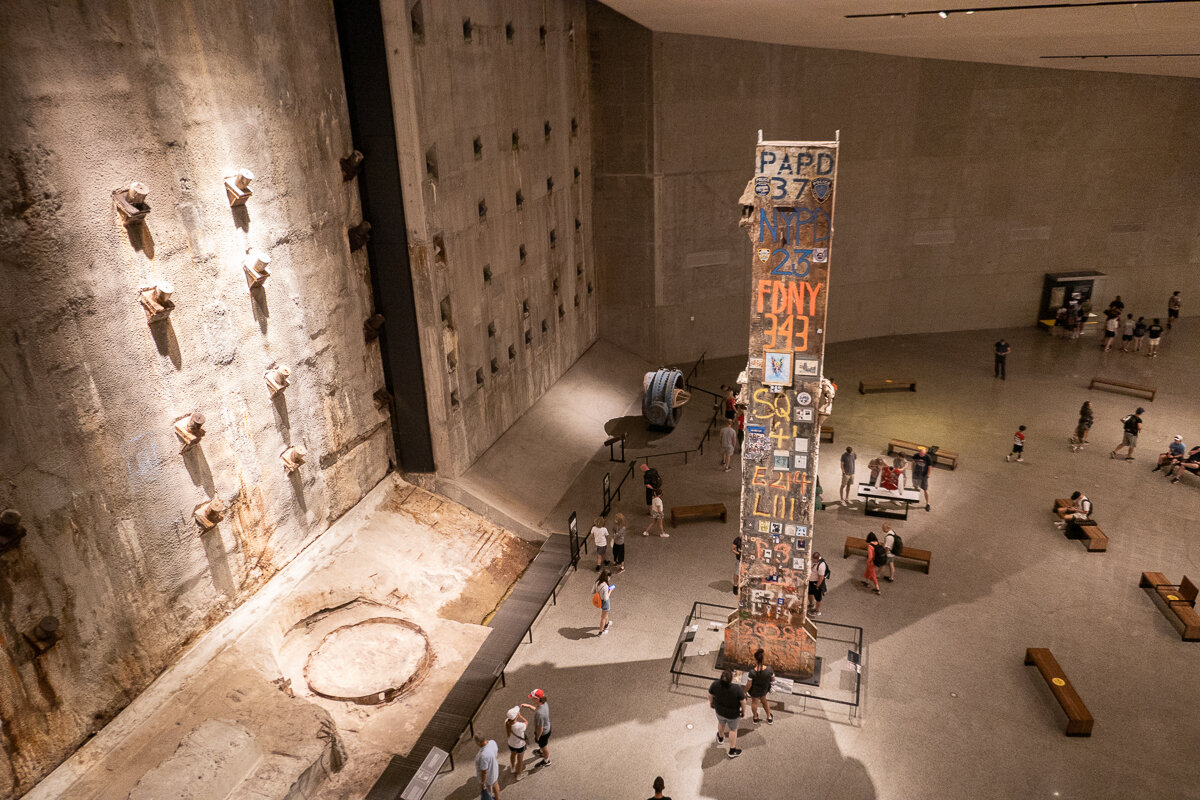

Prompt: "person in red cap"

[520,689,552,767]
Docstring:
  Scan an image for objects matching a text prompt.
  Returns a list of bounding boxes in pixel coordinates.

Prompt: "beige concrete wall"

[383,0,598,478]
[0,2,390,795]
[591,9,1200,362]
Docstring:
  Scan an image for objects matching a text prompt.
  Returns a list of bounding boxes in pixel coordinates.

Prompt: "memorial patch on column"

[725,135,839,680]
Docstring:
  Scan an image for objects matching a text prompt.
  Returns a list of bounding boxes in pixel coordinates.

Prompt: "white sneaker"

[642,531,650,536]
[660,532,670,537]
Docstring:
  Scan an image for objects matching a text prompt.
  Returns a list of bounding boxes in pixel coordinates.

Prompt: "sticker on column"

[796,391,812,406]
[794,437,810,451]
[794,454,808,470]
[792,557,805,570]
[758,520,770,533]
[813,248,828,263]
[795,408,814,422]
[769,522,783,535]
[772,450,791,471]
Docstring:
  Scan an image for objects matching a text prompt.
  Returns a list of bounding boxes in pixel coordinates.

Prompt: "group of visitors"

[1054,292,1180,355]
[844,445,933,512]
[707,648,776,759]
[474,689,552,797]
[1153,436,1200,484]
[859,523,901,595]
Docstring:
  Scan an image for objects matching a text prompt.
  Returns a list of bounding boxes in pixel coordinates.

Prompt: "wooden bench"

[1065,520,1107,552]
[859,379,916,394]
[1139,572,1200,641]
[670,503,727,528]
[819,426,835,443]
[1024,648,1093,736]
[843,536,931,574]
[1089,376,1156,401]
[886,439,959,470]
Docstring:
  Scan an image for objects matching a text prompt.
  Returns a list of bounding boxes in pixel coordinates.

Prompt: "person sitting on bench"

[1154,435,1187,472]
[1167,445,1200,484]
[1054,492,1092,530]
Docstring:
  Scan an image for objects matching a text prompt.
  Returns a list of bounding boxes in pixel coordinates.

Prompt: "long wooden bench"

[819,426,835,443]
[860,379,916,394]
[887,439,959,470]
[1024,648,1094,736]
[1089,376,1156,401]
[843,535,931,574]
[1139,572,1200,641]
[670,503,727,528]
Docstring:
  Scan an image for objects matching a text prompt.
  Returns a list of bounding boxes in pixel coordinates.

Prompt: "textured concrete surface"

[382,0,599,478]
[422,320,1200,800]
[127,719,263,800]
[589,3,1200,364]
[0,2,391,794]
[28,475,539,800]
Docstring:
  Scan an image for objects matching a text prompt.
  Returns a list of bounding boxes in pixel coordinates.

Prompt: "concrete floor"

[426,321,1200,800]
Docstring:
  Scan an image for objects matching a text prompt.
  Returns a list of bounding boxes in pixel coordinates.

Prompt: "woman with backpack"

[862,532,883,595]
[594,569,614,635]
[745,647,775,724]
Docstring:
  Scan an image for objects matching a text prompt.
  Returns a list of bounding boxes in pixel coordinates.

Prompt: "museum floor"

[426,320,1200,800]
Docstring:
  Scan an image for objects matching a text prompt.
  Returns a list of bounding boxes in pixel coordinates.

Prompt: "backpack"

[813,558,830,583]
[871,542,888,567]
[888,531,904,556]
[1123,415,1139,435]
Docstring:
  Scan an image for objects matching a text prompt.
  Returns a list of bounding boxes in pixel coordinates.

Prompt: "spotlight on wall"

[25,616,61,654]
[113,181,151,227]
[174,412,207,452]
[348,220,372,252]
[341,150,364,181]
[138,282,175,325]
[225,168,254,206]
[0,509,27,553]
[363,313,386,342]
[194,496,227,531]
[243,249,272,288]
[938,10,948,17]
[265,365,291,396]
[280,445,307,474]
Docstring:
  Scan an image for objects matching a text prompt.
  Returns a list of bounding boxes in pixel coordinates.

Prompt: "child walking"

[1006,425,1027,462]
[643,490,668,537]
[611,513,627,572]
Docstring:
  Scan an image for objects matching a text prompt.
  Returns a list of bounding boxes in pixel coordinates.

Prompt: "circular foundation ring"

[303,617,433,705]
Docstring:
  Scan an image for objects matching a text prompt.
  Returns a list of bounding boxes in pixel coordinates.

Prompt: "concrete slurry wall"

[589,4,1200,363]
[382,0,598,478]
[0,2,389,795]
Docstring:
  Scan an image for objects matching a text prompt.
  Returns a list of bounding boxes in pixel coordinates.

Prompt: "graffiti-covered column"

[724,137,838,679]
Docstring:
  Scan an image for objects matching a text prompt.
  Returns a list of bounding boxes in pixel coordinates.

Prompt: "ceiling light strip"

[847,0,1200,20]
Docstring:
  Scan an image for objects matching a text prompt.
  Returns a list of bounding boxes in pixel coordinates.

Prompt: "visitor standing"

[1167,291,1181,329]
[1112,407,1144,460]
[611,513,627,572]
[1006,425,1027,462]
[807,551,829,616]
[1147,318,1164,356]
[1133,317,1147,351]
[881,522,899,583]
[862,532,883,595]
[839,446,857,505]
[505,706,528,781]
[521,689,552,767]
[590,516,609,571]
[708,669,746,758]
[731,536,742,594]
[1121,314,1135,351]
[474,733,501,800]
[1071,401,1093,452]
[910,446,933,511]
[745,648,775,725]
[594,569,614,635]
[994,338,1011,379]
[641,463,662,507]
[720,418,738,471]
[643,490,667,537]
[648,776,671,800]
[1103,314,1119,351]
